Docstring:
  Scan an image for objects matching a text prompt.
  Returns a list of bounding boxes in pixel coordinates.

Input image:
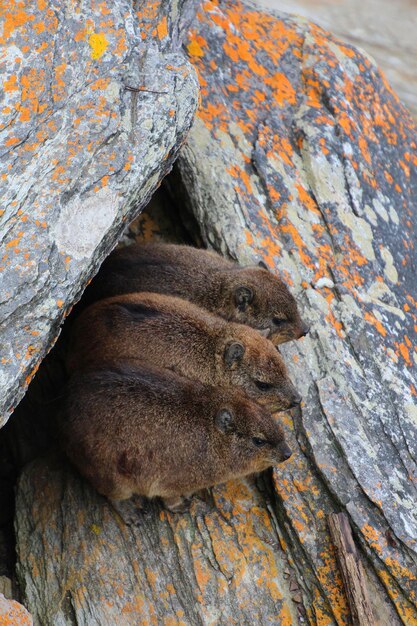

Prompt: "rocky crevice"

[0,0,199,426]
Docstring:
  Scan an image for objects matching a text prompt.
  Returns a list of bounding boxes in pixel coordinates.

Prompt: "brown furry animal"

[67,292,301,411]
[81,242,309,345]
[62,362,292,516]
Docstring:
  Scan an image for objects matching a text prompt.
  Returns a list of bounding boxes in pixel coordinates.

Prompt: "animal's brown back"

[67,292,224,377]
[81,242,229,307]
[67,292,301,411]
[80,242,308,344]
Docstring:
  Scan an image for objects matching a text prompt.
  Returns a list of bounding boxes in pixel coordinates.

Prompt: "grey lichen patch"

[53,189,120,260]
[373,198,390,222]
[380,246,399,284]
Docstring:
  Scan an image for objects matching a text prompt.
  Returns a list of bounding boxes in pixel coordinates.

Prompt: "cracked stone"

[0,0,199,426]
[173,0,417,623]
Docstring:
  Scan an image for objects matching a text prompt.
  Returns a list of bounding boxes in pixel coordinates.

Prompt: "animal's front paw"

[192,496,212,517]
[109,497,144,526]
[162,496,191,513]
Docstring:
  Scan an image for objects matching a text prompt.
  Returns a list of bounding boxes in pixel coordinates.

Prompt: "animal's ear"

[215,409,235,433]
[234,286,253,311]
[224,341,245,367]
[258,260,268,270]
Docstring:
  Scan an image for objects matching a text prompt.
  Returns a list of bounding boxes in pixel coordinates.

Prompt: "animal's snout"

[278,442,292,462]
[288,391,302,409]
[298,321,310,338]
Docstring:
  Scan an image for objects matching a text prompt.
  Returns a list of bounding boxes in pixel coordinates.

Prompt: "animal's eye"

[252,437,269,447]
[255,380,273,391]
[273,317,287,327]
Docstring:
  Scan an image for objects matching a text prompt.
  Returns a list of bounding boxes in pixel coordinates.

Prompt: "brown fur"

[62,362,292,508]
[81,242,309,345]
[67,292,301,411]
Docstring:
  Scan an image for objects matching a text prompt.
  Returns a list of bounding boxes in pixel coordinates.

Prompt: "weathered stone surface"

[0,593,32,625]
[0,0,199,426]
[173,1,417,623]
[0,576,13,599]
[16,456,301,626]
[258,0,417,123]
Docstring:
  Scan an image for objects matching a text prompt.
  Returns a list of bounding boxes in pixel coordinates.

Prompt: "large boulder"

[174,0,417,622]
[0,0,198,426]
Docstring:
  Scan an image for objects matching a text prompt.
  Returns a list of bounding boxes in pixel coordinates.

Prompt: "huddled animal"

[62,363,292,519]
[67,292,301,412]
[63,242,308,518]
[81,242,309,345]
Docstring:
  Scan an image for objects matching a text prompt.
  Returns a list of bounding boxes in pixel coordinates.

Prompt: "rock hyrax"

[62,362,292,515]
[82,242,309,345]
[67,292,301,412]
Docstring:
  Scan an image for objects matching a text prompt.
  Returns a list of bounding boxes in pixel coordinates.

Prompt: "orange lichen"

[187,40,205,57]
[364,312,387,337]
[0,4,34,44]
[157,16,168,39]
[0,596,33,625]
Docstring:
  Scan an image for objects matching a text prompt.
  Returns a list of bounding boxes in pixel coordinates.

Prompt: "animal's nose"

[288,391,302,408]
[299,321,310,337]
[279,442,292,461]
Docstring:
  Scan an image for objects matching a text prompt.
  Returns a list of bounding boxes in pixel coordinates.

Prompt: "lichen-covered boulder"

[16,456,302,625]
[173,0,417,623]
[0,0,198,426]
[0,593,32,626]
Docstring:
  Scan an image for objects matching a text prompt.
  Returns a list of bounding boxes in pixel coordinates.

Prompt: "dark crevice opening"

[0,181,203,602]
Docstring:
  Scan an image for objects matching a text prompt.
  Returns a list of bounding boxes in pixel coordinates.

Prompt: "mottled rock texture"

[174,0,417,623]
[0,593,32,626]
[16,457,301,625]
[260,0,417,123]
[0,0,199,426]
